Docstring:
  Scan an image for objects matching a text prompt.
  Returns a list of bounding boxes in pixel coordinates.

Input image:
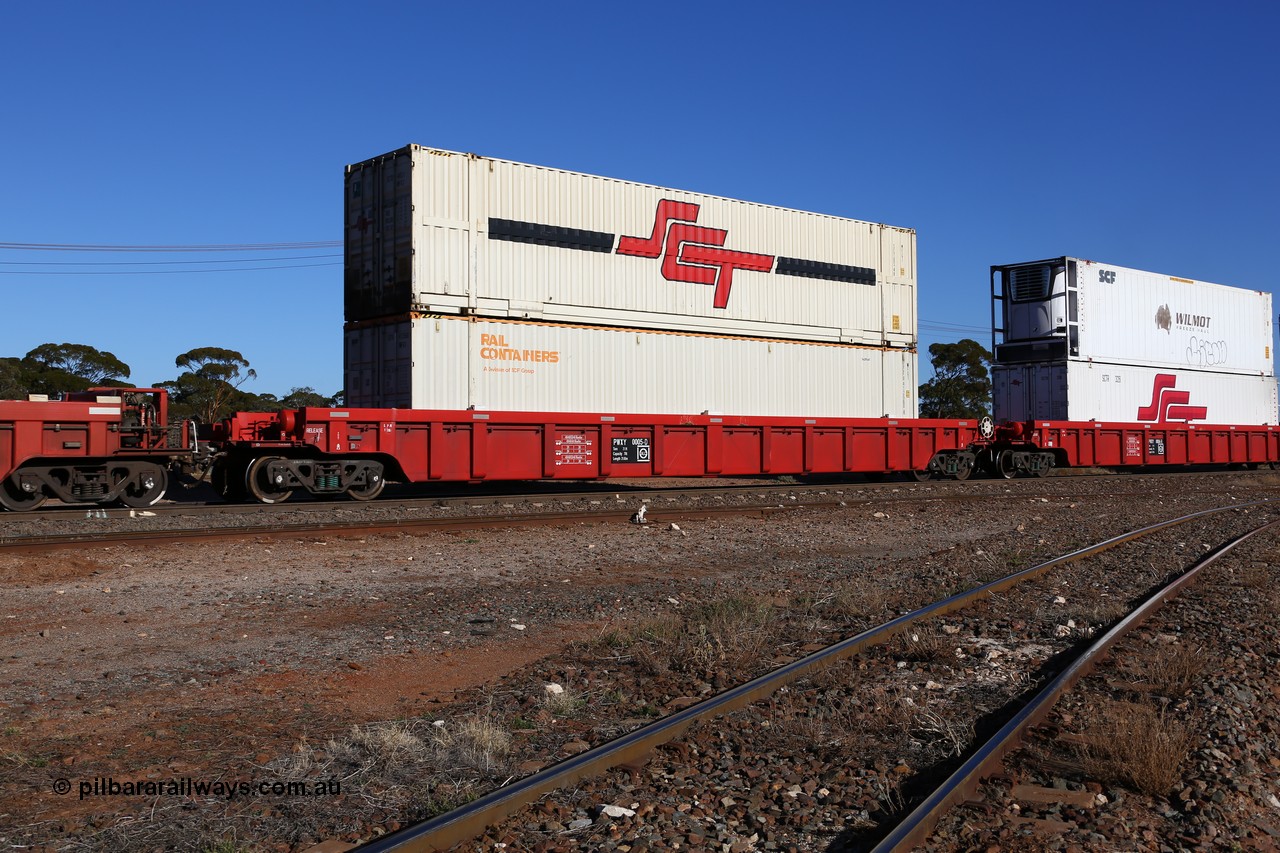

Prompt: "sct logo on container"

[616,200,775,309]
[488,199,878,312]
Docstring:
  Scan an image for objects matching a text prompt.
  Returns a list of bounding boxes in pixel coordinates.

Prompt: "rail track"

[337,498,1277,852]
[2,469,1272,553]
[2,464,1271,523]
[6,477,1278,852]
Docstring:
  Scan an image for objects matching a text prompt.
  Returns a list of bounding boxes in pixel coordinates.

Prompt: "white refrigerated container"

[993,361,1278,425]
[993,257,1273,377]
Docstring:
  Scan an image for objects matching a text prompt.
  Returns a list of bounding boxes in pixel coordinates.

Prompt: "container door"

[345,150,418,321]
[415,151,472,309]
[1035,364,1068,421]
[881,348,916,418]
[879,226,916,348]
[992,366,1024,423]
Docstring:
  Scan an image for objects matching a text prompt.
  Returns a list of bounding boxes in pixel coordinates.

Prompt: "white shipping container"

[346,316,918,419]
[994,257,1273,377]
[993,362,1278,425]
[345,145,916,348]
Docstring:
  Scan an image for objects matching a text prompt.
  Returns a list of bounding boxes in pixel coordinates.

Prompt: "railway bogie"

[0,389,192,511]
[213,453,387,504]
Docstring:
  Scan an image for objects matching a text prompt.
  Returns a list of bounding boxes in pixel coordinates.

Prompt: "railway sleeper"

[244,457,386,503]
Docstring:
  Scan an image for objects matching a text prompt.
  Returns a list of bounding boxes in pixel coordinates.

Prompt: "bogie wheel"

[952,457,974,481]
[119,464,168,508]
[245,456,293,504]
[346,474,386,502]
[0,474,46,512]
[909,468,933,482]
[996,449,1019,479]
[1033,457,1054,478]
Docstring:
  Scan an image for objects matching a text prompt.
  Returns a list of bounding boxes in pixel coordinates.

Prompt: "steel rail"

[348,498,1275,853]
[0,485,1084,551]
[0,502,832,553]
[0,481,833,521]
[870,512,1280,852]
[5,465,1268,521]
[3,477,1266,552]
[0,479,932,526]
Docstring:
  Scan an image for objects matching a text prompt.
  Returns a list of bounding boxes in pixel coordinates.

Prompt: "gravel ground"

[927,529,1280,851]
[0,470,1276,851]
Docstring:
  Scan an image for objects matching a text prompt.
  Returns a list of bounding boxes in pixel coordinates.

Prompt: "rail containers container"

[345,315,918,419]
[344,145,916,349]
[991,257,1277,425]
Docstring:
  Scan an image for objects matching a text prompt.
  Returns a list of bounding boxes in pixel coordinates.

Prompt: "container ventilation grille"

[1011,266,1051,301]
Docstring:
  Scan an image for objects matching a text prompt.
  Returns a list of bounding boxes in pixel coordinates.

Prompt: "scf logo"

[617,200,774,309]
[1137,374,1207,422]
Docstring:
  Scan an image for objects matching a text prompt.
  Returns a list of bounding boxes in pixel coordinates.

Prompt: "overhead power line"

[0,253,342,267]
[919,322,989,334]
[0,262,342,276]
[0,240,342,252]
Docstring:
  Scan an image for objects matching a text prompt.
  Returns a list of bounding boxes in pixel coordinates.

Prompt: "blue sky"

[2,1,1276,398]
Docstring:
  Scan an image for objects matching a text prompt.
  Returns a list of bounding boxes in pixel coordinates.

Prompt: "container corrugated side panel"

[371,147,913,345]
[398,316,914,418]
[1074,260,1273,377]
[473,155,901,343]
[994,362,1278,425]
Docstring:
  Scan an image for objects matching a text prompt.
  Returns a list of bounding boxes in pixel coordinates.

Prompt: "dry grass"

[274,709,513,816]
[1067,599,1130,633]
[791,580,904,622]
[50,713,508,852]
[1141,644,1207,698]
[869,683,919,735]
[429,714,513,774]
[773,700,862,759]
[542,684,586,717]
[1077,699,1194,796]
[891,626,951,664]
[911,705,974,756]
[624,596,779,677]
[1236,562,1271,588]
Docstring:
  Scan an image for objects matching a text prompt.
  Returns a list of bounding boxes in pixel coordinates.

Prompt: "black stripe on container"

[775,257,876,286]
[488,218,615,253]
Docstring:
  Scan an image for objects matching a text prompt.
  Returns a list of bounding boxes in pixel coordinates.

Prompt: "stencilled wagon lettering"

[611,437,652,464]
[554,433,594,466]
